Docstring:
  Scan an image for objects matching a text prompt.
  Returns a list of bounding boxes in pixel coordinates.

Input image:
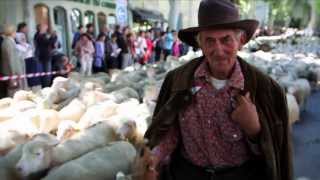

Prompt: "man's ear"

[238,32,247,50]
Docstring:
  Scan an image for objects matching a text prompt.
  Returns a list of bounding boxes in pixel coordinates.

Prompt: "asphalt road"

[293,90,320,180]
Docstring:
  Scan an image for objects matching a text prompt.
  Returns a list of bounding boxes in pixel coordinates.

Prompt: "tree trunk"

[168,0,179,30]
[307,0,320,33]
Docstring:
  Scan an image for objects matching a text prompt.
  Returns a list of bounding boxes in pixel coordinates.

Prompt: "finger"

[236,95,247,106]
[244,92,252,103]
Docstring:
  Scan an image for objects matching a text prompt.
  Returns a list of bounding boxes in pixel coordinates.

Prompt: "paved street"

[293,90,320,180]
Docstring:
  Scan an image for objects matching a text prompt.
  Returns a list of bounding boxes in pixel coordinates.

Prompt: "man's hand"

[231,92,261,138]
[133,147,159,180]
[144,151,159,180]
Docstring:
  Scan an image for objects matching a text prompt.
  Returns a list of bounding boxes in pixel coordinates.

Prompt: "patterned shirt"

[153,58,253,167]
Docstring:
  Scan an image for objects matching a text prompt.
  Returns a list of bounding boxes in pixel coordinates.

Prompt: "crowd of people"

[0,22,189,98]
[71,24,189,74]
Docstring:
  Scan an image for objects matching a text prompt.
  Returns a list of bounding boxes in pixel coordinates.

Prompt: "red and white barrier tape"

[0,70,68,81]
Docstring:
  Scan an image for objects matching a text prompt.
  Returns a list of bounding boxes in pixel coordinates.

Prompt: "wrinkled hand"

[133,147,159,180]
[144,151,159,180]
[231,92,261,138]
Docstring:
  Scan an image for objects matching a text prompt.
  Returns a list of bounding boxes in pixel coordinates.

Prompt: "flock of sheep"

[0,30,319,180]
[0,56,189,180]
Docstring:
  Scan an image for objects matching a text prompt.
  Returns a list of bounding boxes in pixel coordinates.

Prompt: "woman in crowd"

[126,32,137,65]
[143,31,154,64]
[16,32,41,91]
[105,33,121,72]
[1,24,28,96]
[34,23,52,87]
[171,31,183,59]
[93,33,106,73]
[75,33,95,76]
[153,31,165,63]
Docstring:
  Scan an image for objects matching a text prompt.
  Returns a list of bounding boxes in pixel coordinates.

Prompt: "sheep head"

[15,139,58,177]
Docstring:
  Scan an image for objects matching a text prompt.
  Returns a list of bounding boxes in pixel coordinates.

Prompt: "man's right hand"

[144,150,159,180]
[134,147,159,180]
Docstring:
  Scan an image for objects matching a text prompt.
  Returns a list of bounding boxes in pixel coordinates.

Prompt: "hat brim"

[178,19,259,48]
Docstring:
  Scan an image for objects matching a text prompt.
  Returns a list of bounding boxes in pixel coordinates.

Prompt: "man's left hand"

[231,92,261,138]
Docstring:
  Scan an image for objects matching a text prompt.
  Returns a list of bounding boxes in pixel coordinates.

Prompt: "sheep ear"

[9,130,30,144]
[47,139,60,147]
[43,141,59,151]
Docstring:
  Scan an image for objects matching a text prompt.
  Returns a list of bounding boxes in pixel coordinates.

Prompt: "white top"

[16,43,34,59]
[210,76,228,90]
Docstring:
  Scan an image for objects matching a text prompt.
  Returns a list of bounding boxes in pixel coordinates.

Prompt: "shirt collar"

[194,57,244,90]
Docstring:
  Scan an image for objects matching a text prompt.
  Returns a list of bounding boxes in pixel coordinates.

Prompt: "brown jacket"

[145,56,293,180]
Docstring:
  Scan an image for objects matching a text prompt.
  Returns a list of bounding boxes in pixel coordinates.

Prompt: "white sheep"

[80,90,112,107]
[0,97,12,109]
[286,93,300,125]
[0,130,29,155]
[0,110,40,140]
[42,141,136,180]
[16,121,118,177]
[56,120,79,141]
[110,87,140,103]
[0,107,16,123]
[11,100,37,112]
[58,98,86,122]
[37,109,61,133]
[12,90,35,103]
[287,78,311,111]
[78,100,119,129]
[0,133,58,180]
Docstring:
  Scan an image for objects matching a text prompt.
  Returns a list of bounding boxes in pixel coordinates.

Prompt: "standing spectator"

[71,25,84,71]
[100,26,111,41]
[75,33,95,76]
[114,25,129,69]
[34,23,52,87]
[49,30,61,52]
[121,26,131,69]
[93,33,106,73]
[171,31,183,58]
[136,30,147,64]
[16,32,41,91]
[71,25,84,49]
[143,30,154,64]
[86,23,95,40]
[126,32,136,67]
[105,33,121,72]
[163,29,174,61]
[154,31,165,62]
[16,22,29,42]
[1,24,28,96]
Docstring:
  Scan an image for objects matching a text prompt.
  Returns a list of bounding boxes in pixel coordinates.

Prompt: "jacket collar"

[194,58,244,90]
[171,55,257,100]
[172,56,252,91]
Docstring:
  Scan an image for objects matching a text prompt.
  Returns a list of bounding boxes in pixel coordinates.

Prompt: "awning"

[131,7,167,23]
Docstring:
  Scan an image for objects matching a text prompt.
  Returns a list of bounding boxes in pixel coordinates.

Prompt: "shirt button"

[233,134,238,138]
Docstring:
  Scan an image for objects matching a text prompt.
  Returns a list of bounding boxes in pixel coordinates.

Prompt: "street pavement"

[293,90,320,180]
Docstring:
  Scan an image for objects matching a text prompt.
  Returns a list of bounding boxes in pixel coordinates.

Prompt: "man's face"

[199,29,243,78]
[88,27,94,33]
[22,26,28,34]
[80,27,85,33]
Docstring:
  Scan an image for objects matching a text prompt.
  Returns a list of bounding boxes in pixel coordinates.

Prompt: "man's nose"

[213,42,224,56]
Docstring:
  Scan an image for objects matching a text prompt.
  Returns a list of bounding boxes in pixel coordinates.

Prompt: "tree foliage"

[235,0,312,28]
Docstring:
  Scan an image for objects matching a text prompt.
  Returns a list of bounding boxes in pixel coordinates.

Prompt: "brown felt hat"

[178,0,259,48]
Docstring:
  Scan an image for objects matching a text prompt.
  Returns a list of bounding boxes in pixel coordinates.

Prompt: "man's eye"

[222,36,232,43]
[206,39,214,46]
